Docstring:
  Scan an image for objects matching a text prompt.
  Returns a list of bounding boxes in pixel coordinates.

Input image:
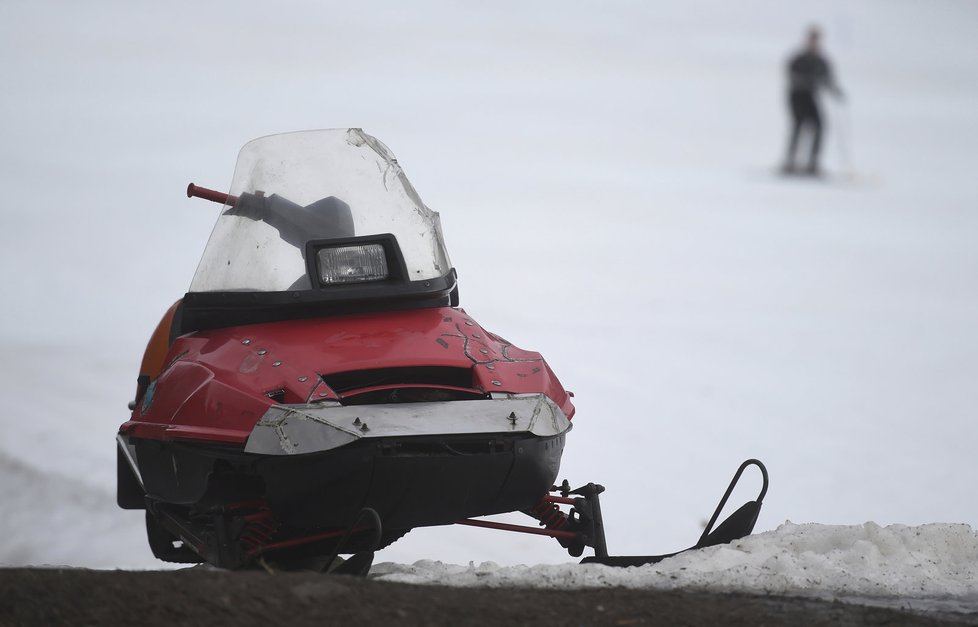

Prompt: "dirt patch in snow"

[1,568,973,626]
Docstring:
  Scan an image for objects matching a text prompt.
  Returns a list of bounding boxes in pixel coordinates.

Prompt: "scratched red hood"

[121,307,574,445]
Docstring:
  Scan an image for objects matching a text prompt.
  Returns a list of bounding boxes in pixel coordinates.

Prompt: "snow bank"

[373,521,978,600]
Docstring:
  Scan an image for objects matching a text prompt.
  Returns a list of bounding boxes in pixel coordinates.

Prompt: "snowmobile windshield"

[189,129,451,293]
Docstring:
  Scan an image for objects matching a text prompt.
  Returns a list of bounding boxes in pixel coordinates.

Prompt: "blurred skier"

[783,26,844,176]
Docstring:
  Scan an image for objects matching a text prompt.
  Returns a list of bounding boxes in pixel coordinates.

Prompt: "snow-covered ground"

[374,522,978,612]
[1,0,977,611]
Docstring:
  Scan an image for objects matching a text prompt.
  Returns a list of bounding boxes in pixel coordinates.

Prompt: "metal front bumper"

[244,393,571,456]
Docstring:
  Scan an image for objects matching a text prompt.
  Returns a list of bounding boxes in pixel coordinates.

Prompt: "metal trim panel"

[244,393,570,455]
[116,433,145,489]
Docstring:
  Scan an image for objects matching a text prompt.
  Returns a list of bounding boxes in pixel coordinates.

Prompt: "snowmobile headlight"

[316,244,389,284]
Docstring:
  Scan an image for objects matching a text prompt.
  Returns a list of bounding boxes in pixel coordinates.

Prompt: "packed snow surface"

[374,522,978,598]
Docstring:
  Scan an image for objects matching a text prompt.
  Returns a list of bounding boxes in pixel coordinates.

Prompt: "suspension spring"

[237,506,280,551]
[526,499,569,531]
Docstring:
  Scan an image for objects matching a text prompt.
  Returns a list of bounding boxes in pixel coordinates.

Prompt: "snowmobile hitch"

[457,458,768,567]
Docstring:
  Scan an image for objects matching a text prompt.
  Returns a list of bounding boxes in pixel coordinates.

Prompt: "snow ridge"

[373,521,978,600]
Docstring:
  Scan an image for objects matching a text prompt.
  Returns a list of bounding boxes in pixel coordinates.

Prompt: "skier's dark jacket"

[787,51,838,95]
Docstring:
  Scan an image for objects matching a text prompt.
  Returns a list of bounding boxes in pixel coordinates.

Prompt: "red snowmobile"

[117,129,767,574]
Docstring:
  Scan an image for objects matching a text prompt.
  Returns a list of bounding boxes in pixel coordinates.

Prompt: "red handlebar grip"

[187,183,238,206]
